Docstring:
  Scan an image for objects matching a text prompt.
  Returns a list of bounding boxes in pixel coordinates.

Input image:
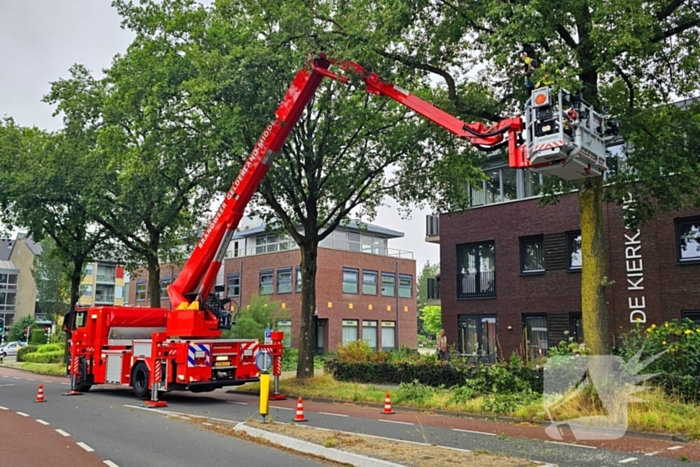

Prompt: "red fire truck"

[65,53,610,404]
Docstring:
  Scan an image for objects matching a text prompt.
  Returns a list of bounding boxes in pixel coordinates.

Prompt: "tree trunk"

[68,260,84,312]
[579,176,611,355]
[147,255,161,308]
[296,243,318,379]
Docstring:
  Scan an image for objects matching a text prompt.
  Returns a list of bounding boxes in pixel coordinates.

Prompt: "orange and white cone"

[294,396,308,422]
[35,384,46,403]
[381,391,395,414]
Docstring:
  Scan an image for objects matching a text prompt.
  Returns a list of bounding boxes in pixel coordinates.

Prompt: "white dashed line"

[545,440,597,449]
[43,380,53,383]
[60,382,70,385]
[645,451,662,456]
[378,419,414,426]
[270,406,294,411]
[226,401,248,406]
[13,376,20,379]
[319,412,349,417]
[452,428,496,436]
[618,457,638,464]
[56,429,70,437]
[16,412,29,417]
[104,461,120,467]
[77,441,94,452]
[2,375,9,378]
[668,446,684,450]
[28,378,36,381]
[179,416,191,421]
[0,406,8,410]
[201,422,213,426]
[36,419,50,426]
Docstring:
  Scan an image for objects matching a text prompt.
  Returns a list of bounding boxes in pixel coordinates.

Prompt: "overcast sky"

[0,0,440,271]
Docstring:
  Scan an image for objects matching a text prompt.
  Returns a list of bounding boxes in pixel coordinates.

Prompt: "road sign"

[255,350,273,373]
[264,328,272,345]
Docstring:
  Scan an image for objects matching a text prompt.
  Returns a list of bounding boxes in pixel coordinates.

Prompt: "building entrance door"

[315,319,327,354]
[458,315,497,364]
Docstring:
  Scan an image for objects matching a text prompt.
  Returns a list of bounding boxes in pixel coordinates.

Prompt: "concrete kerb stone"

[226,390,689,444]
[233,422,405,467]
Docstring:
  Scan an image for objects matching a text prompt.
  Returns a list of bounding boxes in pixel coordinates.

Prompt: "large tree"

[313,0,700,355]
[32,238,71,323]
[112,0,486,377]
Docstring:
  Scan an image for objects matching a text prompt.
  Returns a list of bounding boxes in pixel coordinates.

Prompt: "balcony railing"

[225,241,413,259]
[457,271,496,298]
[427,277,440,300]
[96,273,116,283]
[94,294,115,304]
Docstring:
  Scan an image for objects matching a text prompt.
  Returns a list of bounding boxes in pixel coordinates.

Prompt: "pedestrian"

[437,329,448,361]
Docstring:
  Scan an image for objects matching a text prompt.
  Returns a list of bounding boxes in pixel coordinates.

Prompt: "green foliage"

[16,345,39,362]
[419,305,442,338]
[21,351,64,364]
[618,319,700,377]
[223,295,288,341]
[35,343,64,354]
[32,238,70,322]
[29,329,47,345]
[548,335,590,357]
[394,380,440,405]
[417,260,439,314]
[8,315,35,342]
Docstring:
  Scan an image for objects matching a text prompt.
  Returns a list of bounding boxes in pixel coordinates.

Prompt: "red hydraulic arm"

[169,55,528,325]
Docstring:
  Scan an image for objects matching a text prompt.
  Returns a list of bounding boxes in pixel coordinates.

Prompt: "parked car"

[0,341,25,358]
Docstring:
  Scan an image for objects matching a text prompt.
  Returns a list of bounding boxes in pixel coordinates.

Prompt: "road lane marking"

[16,412,29,417]
[644,451,661,456]
[378,419,414,426]
[0,406,7,410]
[56,429,70,437]
[36,419,50,426]
[202,422,213,426]
[104,461,120,467]
[13,376,20,379]
[545,441,597,449]
[668,446,683,450]
[77,442,94,452]
[0,384,16,387]
[28,378,36,381]
[270,406,293,411]
[43,380,53,383]
[2,375,8,378]
[226,401,248,405]
[60,382,70,385]
[319,412,349,417]
[179,416,191,421]
[452,428,496,436]
[619,458,638,463]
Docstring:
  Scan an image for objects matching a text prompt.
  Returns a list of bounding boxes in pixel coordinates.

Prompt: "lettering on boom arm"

[197,124,274,250]
[623,194,646,323]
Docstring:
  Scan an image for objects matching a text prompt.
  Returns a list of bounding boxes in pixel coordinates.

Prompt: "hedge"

[35,343,64,354]
[323,360,544,393]
[16,345,39,362]
[29,329,47,345]
[21,351,64,364]
[652,374,700,403]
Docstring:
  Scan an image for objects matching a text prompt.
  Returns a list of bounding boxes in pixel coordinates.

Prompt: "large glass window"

[276,319,292,347]
[567,231,582,270]
[97,264,116,282]
[676,216,700,263]
[80,284,93,297]
[160,278,172,299]
[398,274,412,298]
[362,270,378,295]
[570,313,584,343]
[485,168,501,204]
[295,266,302,292]
[523,170,542,198]
[457,241,496,298]
[362,320,378,349]
[342,320,359,345]
[135,281,146,301]
[255,233,294,254]
[458,315,497,364]
[381,273,396,296]
[259,270,274,295]
[227,274,240,297]
[342,268,359,294]
[381,321,396,351]
[520,236,545,273]
[277,268,292,294]
[524,315,548,360]
[84,264,94,277]
[470,166,523,207]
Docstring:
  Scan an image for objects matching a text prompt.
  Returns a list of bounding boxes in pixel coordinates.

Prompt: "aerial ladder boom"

[169,55,611,326]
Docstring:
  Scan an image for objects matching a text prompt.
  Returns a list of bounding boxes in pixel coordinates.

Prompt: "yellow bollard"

[259,372,270,419]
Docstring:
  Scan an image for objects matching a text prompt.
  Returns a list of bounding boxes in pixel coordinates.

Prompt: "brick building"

[427,164,700,362]
[129,221,417,352]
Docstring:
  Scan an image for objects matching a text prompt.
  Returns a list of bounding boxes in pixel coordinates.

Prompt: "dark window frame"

[259,269,274,295]
[159,277,172,300]
[457,241,496,299]
[277,267,293,294]
[523,314,549,360]
[682,310,700,326]
[398,274,413,298]
[362,270,378,295]
[570,312,583,343]
[381,272,396,297]
[227,273,241,297]
[342,268,360,294]
[675,216,700,264]
[520,235,545,275]
[135,280,147,301]
[566,230,582,272]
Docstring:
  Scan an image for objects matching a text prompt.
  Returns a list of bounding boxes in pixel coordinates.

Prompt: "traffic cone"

[35,384,46,403]
[294,396,307,422]
[381,391,395,414]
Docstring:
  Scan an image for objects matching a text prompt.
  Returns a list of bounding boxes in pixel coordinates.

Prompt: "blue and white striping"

[187,343,211,367]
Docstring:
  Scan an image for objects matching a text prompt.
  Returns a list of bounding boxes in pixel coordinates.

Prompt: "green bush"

[30,329,47,345]
[394,380,439,404]
[16,345,39,362]
[36,343,64,354]
[21,351,64,364]
[651,373,700,403]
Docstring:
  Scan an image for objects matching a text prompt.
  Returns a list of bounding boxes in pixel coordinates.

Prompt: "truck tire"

[132,362,150,399]
[73,357,92,392]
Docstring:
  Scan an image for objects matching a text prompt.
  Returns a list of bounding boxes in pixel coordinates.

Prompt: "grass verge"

[237,374,700,440]
[0,360,66,376]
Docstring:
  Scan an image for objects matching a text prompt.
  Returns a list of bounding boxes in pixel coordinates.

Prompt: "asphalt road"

[1,367,697,467]
[0,369,328,467]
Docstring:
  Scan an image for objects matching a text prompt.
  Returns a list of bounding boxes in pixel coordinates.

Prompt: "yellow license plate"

[215,361,230,367]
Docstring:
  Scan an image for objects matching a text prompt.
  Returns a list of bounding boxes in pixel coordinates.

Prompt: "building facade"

[78,261,126,307]
[129,222,418,352]
[429,190,700,362]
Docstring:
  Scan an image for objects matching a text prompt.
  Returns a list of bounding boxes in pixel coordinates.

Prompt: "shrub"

[449,385,476,404]
[394,380,439,404]
[36,343,64,354]
[22,351,64,364]
[30,329,47,345]
[16,345,39,362]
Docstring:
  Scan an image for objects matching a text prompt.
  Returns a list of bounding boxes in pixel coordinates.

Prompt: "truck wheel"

[73,358,92,392]
[132,362,150,399]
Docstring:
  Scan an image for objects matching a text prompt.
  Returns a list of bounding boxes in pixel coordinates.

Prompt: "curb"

[234,422,405,467]
[225,390,689,443]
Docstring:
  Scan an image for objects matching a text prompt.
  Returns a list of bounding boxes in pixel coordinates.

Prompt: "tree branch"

[615,64,635,109]
[652,18,700,42]
[656,0,685,21]
[556,24,579,50]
